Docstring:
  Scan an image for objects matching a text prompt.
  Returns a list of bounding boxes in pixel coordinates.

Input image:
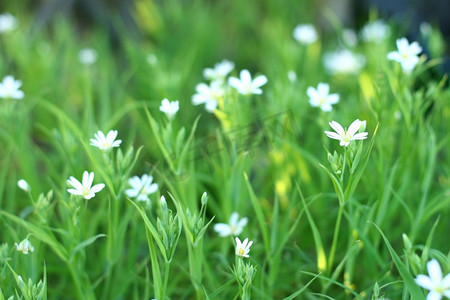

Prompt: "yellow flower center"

[238,247,245,255]
[82,187,90,196]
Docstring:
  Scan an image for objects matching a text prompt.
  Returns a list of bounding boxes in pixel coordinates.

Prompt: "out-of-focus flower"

[342,29,358,47]
[415,259,450,300]
[90,130,122,151]
[159,98,179,119]
[387,38,422,73]
[17,179,31,192]
[192,81,223,112]
[235,237,253,258]
[67,171,105,200]
[15,239,34,255]
[203,60,234,82]
[361,20,391,43]
[0,75,24,99]
[293,24,318,45]
[323,49,365,75]
[0,13,17,33]
[147,53,158,65]
[125,174,158,203]
[306,83,339,112]
[324,119,368,147]
[228,69,268,95]
[78,48,98,65]
[214,212,248,237]
[287,70,297,82]
[420,22,432,37]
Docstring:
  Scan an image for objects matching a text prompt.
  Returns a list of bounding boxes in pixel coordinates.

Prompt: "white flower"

[90,130,122,151]
[214,212,248,237]
[0,75,24,99]
[17,179,31,192]
[125,174,158,202]
[203,60,234,82]
[192,81,223,112]
[0,13,17,33]
[67,171,105,200]
[323,49,365,75]
[287,70,297,82]
[342,29,358,47]
[78,48,98,65]
[387,38,422,73]
[293,24,318,45]
[235,237,253,258]
[361,20,391,43]
[324,119,368,147]
[415,259,450,300]
[306,83,339,112]
[159,98,179,119]
[15,238,34,255]
[147,53,158,65]
[420,22,432,37]
[228,69,268,95]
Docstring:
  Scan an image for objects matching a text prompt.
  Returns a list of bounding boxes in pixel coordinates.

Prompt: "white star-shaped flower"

[228,69,268,95]
[125,174,158,203]
[192,81,223,112]
[307,83,339,112]
[214,212,248,237]
[15,238,34,255]
[90,130,122,151]
[324,119,368,147]
[235,237,253,258]
[203,60,234,82]
[159,98,179,119]
[0,75,24,99]
[293,24,318,45]
[67,171,105,200]
[0,13,17,33]
[415,259,450,300]
[387,38,422,73]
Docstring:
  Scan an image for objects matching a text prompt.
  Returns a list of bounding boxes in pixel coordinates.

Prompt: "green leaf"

[69,234,107,262]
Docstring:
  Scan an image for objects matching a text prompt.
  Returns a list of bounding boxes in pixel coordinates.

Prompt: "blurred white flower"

[78,48,98,65]
[415,259,450,300]
[67,171,105,200]
[361,20,391,43]
[324,119,368,147]
[90,130,122,151]
[323,49,365,75]
[342,29,358,47]
[287,70,297,82]
[214,212,248,237]
[203,60,234,82]
[15,238,34,255]
[125,174,158,203]
[235,237,253,258]
[159,98,179,119]
[192,81,223,112]
[228,69,268,95]
[147,53,158,66]
[307,83,339,112]
[387,38,422,73]
[0,13,17,33]
[0,75,24,99]
[293,24,318,45]
[17,179,31,192]
[420,22,432,37]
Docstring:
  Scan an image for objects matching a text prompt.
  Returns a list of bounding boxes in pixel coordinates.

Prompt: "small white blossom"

[15,238,34,255]
[287,70,297,82]
[147,53,158,66]
[306,83,339,112]
[323,49,365,75]
[67,171,105,200]
[203,60,234,82]
[192,81,223,112]
[78,48,98,65]
[17,179,31,192]
[324,119,368,147]
[293,24,318,45]
[90,130,122,151]
[387,38,422,73]
[0,75,24,99]
[415,259,450,300]
[342,29,358,47]
[125,174,158,203]
[235,237,253,258]
[0,13,17,33]
[228,69,268,95]
[361,20,391,43]
[159,98,179,119]
[214,212,248,237]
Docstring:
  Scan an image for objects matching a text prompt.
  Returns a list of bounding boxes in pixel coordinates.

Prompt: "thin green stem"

[327,204,344,275]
